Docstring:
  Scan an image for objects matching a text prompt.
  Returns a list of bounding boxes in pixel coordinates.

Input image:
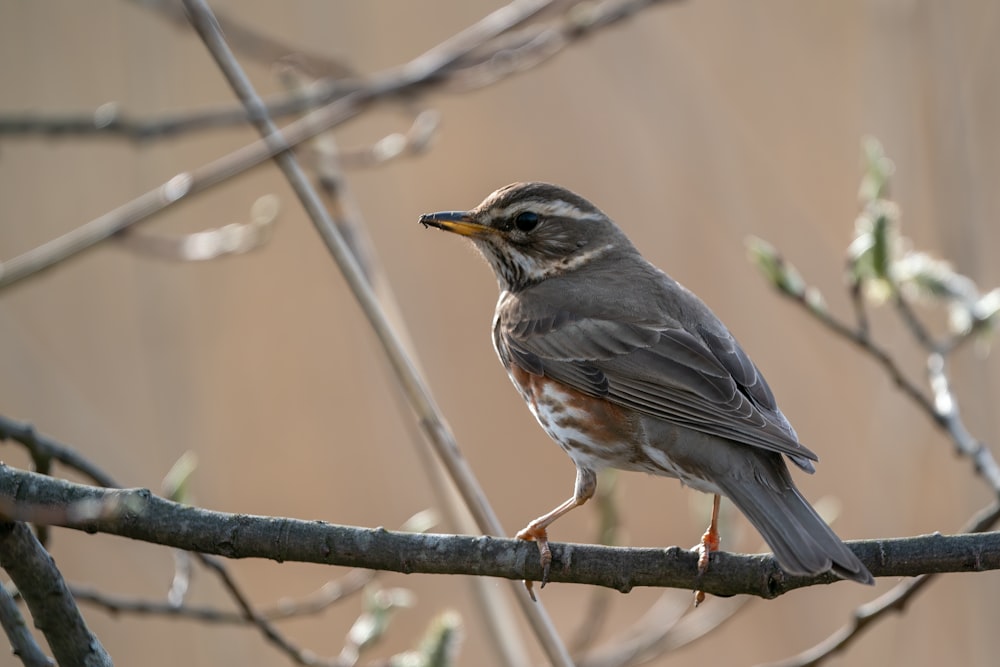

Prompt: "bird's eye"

[513,211,540,232]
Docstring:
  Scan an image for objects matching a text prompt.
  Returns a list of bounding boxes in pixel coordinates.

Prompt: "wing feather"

[497,305,816,467]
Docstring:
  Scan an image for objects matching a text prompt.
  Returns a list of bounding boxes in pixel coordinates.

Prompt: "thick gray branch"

[3,466,999,599]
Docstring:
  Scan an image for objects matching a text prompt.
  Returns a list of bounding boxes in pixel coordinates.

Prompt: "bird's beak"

[418,211,493,238]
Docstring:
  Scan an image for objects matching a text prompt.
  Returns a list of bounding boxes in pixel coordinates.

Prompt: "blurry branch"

[0,0,669,143]
[0,582,53,667]
[569,471,622,656]
[116,194,278,262]
[747,140,1000,497]
[748,137,1000,667]
[0,521,112,667]
[69,568,375,624]
[567,473,746,666]
[5,466,1000,597]
[575,479,751,667]
[761,500,1000,667]
[276,46,529,667]
[191,550,350,666]
[161,453,198,607]
[1,3,682,664]
[179,1,574,665]
[578,593,747,667]
[0,413,385,667]
[135,0,358,74]
[0,0,359,141]
[0,413,120,488]
[0,0,676,285]
[65,513,434,665]
[372,611,464,667]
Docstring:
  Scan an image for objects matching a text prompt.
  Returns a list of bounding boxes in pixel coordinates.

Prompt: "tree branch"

[750,241,1000,498]
[0,521,112,667]
[0,582,53,667]
[759,500,1000,667]
[68,567,373,624]
[749,177,1000,665]
[0,0,674,289]
[4,466,1000,599]
[0,414,120,488]
[178,1,577,664]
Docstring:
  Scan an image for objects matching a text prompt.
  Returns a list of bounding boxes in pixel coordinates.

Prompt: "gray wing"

[497,306,817,469]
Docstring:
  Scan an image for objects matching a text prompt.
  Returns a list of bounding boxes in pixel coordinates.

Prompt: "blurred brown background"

[2,1,999,665]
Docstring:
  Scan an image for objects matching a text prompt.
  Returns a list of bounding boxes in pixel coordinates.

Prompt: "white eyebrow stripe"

[491,199,600,222]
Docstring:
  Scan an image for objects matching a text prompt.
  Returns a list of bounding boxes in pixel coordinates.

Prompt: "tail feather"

[718,469,873,585]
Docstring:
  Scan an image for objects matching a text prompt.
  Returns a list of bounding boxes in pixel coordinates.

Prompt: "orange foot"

[696,523,720,575]
[694,494,722,607]
[516,523,552,602]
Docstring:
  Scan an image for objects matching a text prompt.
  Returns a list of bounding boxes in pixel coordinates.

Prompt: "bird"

[419,182,873,598]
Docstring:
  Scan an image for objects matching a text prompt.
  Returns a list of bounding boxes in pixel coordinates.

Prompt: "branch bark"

[4,466,999,599]
[0,520,112,667]
[0,582,54,667]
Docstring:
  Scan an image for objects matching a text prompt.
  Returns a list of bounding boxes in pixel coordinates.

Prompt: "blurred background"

[1,1,999,665]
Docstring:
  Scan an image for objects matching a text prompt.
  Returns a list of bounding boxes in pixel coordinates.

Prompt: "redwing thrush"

[420,182,873,592]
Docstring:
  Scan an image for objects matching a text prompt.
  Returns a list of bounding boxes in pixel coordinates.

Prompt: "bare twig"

[757,256,1000,496]
[116,194,278,261]
[570,471,622,656]
[0,92,351,141]
[892,293,940,352]
[135,0,358,75]
[752,223,1000,666]
[0,0,672,289]
[927,353,1000,492]
[0,414,120,487]
[71,568,374,624]
[759,500,1000,667]
[0,582,54,667]
[195,552,347,666]
[0,522,112,667]
[847,275,870,337]
[278,56,528,667]
[180,1,577,664]
[580,592,747,667]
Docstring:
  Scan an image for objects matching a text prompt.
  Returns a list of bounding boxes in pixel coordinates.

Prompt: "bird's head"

[420,182,632,292]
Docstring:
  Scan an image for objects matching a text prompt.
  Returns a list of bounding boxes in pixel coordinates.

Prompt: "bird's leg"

[694,493,722,606]
[516,467,596,600]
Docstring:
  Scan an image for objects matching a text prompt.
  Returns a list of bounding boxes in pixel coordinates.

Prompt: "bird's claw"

[696,527,720,575]
[694,523,720,607]
[517,523,552,600]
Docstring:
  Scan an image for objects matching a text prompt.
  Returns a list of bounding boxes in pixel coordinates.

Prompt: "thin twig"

[893,293,940,352]
[0,522,113,667]
[135,0,358,74]
[926,353,1000,493]
[0,0,673,289]
[580,592,747,667]
[0,414,120,488]
[793,292,938,415]
[195,553,347,666]
[570,471,622,656]
[759,500,1000,667]
[279,60,528,667]
[71,568,374,624]
[180,1,575,664]
[0,582,54,667]
[758,240,1000,666]
[778,286,1000,495]
[847,276,870,337]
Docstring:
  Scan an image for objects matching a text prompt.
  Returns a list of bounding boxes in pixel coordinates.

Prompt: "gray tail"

[718,469,873,585]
